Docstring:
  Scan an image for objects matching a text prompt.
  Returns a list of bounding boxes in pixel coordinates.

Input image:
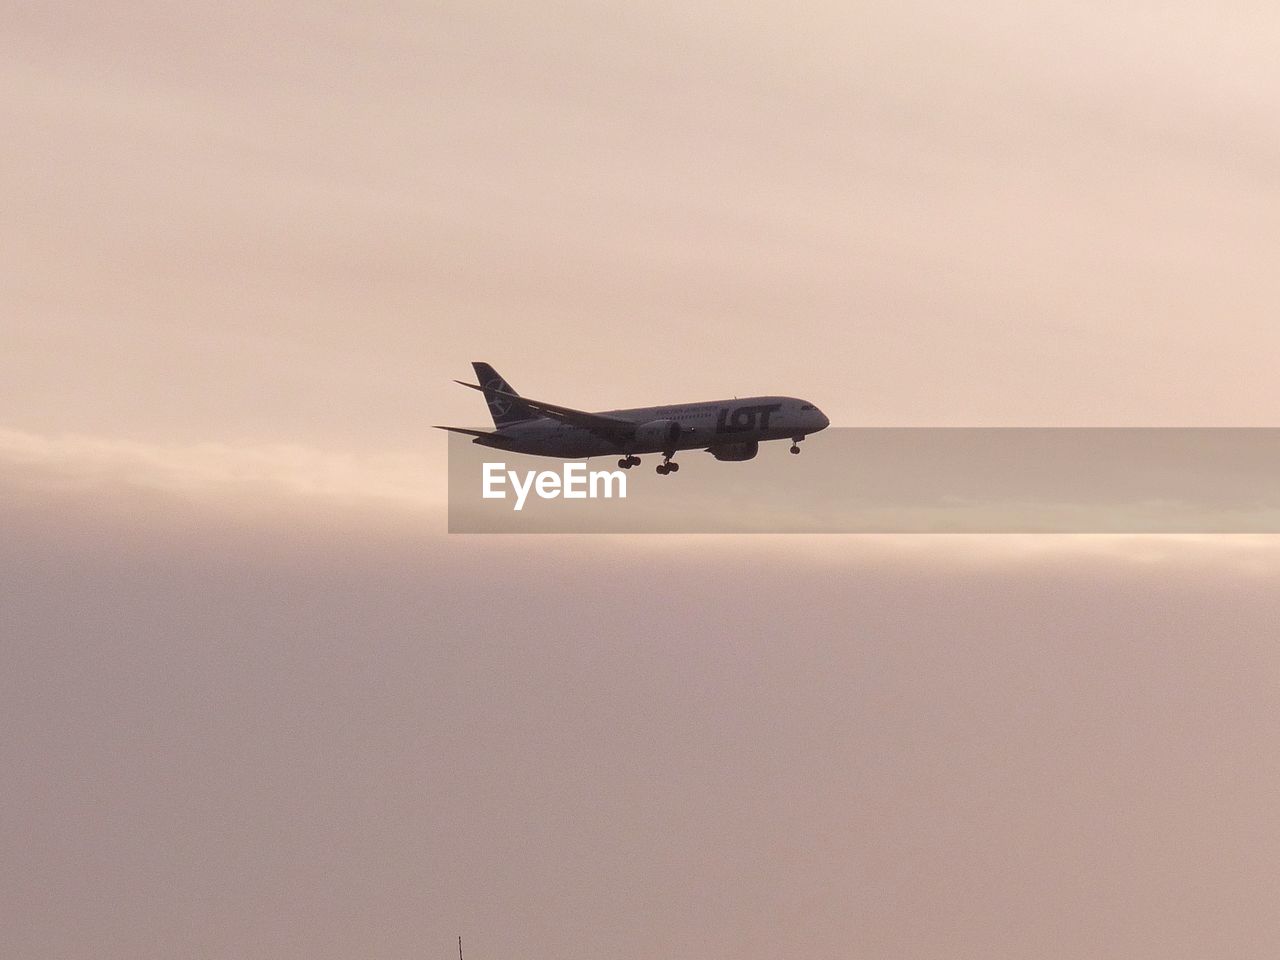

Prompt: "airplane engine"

[708,440,759,461]
[634,419,682,449]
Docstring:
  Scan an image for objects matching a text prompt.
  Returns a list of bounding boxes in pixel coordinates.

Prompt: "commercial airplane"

[436,362,829,475]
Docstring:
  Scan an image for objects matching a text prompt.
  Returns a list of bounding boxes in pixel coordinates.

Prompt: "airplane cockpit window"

[800,404,814,410]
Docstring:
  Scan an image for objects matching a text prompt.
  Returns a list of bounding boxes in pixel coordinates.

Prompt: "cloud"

[7,423,1280,573]
[0,426,445,513]
[6,4,1280,957]
[4,473,1280,960]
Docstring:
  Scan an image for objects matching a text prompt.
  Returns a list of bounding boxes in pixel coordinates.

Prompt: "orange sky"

[4,3,1280,958]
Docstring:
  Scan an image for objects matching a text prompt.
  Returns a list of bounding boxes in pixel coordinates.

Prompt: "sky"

[4,2,1280,958]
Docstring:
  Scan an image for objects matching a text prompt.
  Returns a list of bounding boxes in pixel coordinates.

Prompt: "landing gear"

[790,435,805,455]
[656,452,680,475]
[617,455,641,469]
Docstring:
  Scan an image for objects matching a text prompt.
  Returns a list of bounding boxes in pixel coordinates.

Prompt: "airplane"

[435,362,829,475]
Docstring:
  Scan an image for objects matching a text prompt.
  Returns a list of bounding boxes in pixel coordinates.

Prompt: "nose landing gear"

[617,455,641,469]
[790,435,805,455]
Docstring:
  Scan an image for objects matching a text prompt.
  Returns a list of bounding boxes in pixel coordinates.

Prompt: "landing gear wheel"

[626,455,641,467]
[790,444,801,455]
[618,458,631,469]
[668,461,680,472]
[656,464,669,475]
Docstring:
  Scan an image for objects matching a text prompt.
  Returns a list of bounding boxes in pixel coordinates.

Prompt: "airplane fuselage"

[475,395,829,459]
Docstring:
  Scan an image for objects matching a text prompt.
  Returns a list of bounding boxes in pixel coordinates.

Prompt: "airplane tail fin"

[471,361,538,427]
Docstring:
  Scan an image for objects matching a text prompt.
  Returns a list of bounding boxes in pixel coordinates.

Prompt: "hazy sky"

[5,2,1280,958]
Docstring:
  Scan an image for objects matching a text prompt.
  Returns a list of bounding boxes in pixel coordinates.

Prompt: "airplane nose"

[816,409,830,430]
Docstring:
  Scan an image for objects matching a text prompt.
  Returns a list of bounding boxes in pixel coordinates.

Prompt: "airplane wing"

[453,381,636,445]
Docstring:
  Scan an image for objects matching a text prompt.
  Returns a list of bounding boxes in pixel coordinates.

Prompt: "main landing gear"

[656,452,680,475]
[790,435,805,455]
[617,455,641,469]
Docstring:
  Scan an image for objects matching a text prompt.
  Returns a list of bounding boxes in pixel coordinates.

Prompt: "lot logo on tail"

[483,379,513,418]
